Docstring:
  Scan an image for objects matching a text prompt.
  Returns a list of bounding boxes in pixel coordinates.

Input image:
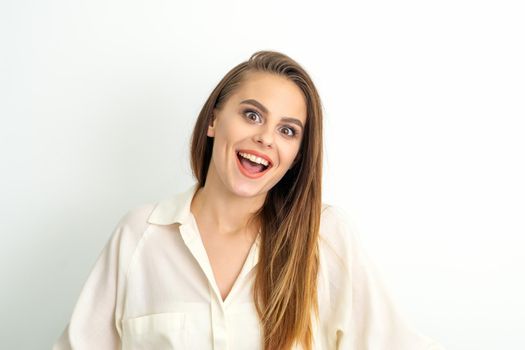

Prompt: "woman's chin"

[229,182,267,199]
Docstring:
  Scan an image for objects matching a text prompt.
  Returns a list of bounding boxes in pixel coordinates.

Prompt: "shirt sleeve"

[321,206,445,350]
[52,205,152,350]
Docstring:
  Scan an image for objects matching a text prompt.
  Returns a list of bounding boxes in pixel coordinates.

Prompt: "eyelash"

[243,109,299,137]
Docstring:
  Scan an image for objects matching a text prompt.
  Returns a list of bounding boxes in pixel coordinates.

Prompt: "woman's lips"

[236,149,273,167]
[235,152,272,179]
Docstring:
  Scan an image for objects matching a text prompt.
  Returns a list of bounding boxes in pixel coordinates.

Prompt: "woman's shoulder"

[111,185,196,244]
[105,201,160,249]
[116,201,158,232]
[319,203,366,271]
[320,203,360,247]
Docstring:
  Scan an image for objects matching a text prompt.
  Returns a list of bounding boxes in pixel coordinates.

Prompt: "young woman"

[53,51,444,350]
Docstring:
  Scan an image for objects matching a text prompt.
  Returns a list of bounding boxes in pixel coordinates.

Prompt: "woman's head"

[203,71,307,202]
[191,51,323,200]
[190,50,323,350]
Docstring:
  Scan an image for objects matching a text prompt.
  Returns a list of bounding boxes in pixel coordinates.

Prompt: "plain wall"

[1,0,524,348]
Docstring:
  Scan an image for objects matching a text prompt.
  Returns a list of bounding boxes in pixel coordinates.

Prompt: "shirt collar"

[147,181,262,249]
[147,182,201,225]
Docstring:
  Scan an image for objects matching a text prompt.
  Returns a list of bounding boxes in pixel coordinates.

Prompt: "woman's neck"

[190,178,265,237]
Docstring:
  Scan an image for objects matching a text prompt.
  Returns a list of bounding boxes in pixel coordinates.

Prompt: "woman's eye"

[244,110,262,123]
[280,126,297,137]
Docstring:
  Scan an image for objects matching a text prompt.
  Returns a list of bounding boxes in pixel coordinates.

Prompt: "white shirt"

[53,183,444,350]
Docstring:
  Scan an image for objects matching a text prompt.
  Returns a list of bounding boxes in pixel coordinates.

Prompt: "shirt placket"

[178,217,232,350]
[179,215,261,350]
[209,283,228,350]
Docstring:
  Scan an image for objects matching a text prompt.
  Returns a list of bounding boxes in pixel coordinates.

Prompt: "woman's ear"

[207,111,217,137]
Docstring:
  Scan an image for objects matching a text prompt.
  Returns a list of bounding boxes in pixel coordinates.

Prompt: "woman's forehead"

[230,72,307,123]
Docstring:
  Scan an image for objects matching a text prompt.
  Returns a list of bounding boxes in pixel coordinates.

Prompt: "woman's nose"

[254,127,274,148]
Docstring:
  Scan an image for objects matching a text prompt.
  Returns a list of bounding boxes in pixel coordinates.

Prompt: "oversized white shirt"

[53,183,444,350]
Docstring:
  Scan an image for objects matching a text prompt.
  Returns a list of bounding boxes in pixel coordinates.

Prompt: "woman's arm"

[53,226,124,349]
[52,204,153,350]
[321,206,444,350]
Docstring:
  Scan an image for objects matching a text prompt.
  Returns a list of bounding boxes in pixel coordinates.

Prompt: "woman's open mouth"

[236,151,272,179]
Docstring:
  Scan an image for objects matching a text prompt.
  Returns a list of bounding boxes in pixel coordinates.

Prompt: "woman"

[53,51,443,349]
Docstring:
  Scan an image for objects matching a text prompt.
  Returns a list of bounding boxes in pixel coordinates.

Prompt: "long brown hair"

[190,50,323,350]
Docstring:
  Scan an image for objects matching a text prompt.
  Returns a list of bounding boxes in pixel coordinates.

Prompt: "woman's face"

[206,71,307,200]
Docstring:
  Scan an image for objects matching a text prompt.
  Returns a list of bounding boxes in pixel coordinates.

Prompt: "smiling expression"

[205,71,307,199]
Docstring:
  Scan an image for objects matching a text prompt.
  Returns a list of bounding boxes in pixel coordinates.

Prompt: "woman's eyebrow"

[280,117,304,130]
[241,99,268,114]
[240,99,304,130]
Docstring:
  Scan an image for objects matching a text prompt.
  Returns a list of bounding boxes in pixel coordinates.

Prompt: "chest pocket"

[121,312,187,350]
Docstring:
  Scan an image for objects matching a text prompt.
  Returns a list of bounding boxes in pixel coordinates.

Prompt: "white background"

[1,0,524,349]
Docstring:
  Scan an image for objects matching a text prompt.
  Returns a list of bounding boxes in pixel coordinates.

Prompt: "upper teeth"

[238,152,269,166]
